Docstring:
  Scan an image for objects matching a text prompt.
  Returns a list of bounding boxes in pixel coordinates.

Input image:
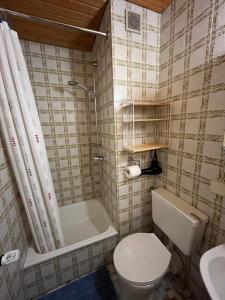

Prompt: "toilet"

[113,188,208,299]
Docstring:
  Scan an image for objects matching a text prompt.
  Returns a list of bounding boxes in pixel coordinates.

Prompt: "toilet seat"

[113,233,171,286]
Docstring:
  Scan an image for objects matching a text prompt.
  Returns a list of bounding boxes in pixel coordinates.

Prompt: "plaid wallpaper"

[20,40,101,207]
[156,0,225,298]
[0,136,30,300]
[111,0,161,238]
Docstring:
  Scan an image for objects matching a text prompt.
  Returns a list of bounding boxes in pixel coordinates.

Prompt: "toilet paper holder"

[127,150,162,176]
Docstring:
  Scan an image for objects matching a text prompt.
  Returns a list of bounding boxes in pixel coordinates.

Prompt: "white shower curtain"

[0,21,65,253]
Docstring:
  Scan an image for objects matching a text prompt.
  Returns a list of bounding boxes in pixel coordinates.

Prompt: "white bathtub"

[24,199,117,268]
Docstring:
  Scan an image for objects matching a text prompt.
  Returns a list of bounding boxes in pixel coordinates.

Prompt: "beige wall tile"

[21,40,100,206]
[158,0,225,297]
[0,137,29,300]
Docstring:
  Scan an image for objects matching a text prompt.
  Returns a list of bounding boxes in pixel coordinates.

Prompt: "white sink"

[200,244,225,300]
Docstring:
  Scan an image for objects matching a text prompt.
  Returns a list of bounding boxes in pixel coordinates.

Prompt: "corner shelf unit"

[121,100,171,153]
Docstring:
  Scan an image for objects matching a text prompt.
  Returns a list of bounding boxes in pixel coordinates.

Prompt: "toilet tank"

[152,188,208,256]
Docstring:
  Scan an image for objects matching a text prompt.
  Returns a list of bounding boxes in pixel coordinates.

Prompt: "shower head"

[68,80,96,98]
[67,80,79,87]
[68,81,90,92]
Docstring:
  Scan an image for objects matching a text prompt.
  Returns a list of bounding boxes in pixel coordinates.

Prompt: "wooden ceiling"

[127,0,172,12]
[0,0,172,51]
[0,0,107,51]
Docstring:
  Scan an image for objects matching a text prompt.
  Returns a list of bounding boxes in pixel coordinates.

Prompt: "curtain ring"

[0,8,12,27]
[0,8,7,21]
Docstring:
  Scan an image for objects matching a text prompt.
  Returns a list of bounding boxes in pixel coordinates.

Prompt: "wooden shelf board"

[123,118,170,122]
[123,143,169,153]
[122,101,171,108]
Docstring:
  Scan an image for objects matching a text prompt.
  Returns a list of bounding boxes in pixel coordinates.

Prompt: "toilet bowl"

[113,233,171,299]
[113,188,208,299]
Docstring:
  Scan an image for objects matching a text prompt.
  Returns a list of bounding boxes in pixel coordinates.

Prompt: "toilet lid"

[113,233,171,284]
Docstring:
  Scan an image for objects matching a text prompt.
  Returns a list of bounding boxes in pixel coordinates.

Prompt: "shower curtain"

[0,21,65,253]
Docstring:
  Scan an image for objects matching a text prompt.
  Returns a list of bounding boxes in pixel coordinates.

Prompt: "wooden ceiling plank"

[15,24,93,50]
[41,0,101,17]
[16,29,93,45]
[2,7,92,29]
[20,34,92,51]
[162,0,172,4]
[159,0,172,10]
[128,0,161,12]
[36,0,107,30]
[71,0,108,8]
[37,0,102,19]
[127,0,172,12]
[42,0,107,13]
[2,0,101,28]
[12,18,94,43]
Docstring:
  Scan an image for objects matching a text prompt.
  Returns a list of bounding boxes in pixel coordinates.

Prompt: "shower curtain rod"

[0,8,109,39]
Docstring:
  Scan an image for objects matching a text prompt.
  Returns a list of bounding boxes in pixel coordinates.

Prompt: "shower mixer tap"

[94,155,104,161]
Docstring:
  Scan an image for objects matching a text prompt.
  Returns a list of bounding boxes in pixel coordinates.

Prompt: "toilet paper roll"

[125,165,141,179]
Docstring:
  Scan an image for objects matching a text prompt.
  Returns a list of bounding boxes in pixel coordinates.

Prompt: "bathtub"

[23,199,118,299]
[24,199,118,267]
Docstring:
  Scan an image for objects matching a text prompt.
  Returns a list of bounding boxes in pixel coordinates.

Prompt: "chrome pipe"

[92,65,99,145]
[0,8,109,39]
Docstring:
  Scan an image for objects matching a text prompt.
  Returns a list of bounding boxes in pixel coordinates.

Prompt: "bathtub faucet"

[94,155,104,161]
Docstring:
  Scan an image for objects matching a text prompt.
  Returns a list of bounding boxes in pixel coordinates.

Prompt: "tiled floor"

[107,263,196,300]
[36,264,196,300]
[37,267,117,300]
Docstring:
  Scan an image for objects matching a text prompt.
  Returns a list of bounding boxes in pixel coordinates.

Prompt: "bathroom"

[0,0,224,299]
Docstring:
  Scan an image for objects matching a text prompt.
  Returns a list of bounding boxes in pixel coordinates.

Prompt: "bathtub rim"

[24,200,117,269]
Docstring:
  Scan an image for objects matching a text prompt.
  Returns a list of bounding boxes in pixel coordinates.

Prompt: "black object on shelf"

[140,150,162,175]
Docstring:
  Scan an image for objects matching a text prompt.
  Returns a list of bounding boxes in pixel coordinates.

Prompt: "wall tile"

[24,236,117,299]
[111,0,159,237]
[92,2,118,229]
[158,0,225,298]
[21,40,100,206]
[193,0,210,19]
[0,136,29,300]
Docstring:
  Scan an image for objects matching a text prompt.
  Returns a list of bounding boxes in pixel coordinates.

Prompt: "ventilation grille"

[126,10,141,34]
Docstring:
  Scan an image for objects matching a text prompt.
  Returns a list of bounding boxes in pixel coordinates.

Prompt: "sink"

[200,244,225,300]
